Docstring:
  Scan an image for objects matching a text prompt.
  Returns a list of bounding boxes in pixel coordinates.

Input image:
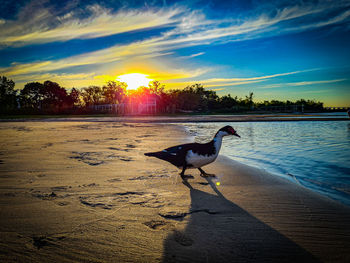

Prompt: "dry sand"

[0,121,349,262]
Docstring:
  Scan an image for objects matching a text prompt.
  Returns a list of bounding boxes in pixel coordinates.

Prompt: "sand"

[0,121,349,262]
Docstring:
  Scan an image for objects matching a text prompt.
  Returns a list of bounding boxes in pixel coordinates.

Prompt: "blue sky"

[0,0,349,106]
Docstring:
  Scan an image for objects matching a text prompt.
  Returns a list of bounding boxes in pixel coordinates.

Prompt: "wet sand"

[0,121,349,262]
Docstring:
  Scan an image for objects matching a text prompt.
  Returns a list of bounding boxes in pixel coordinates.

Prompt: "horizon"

[0,0,349,107]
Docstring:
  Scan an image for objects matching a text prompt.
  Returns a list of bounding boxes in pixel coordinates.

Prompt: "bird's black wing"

[163,143,188,155]
[145,143,198,168]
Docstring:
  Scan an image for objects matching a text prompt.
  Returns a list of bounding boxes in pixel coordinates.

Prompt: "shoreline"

[1,121,349,262]
[0,114,349,123]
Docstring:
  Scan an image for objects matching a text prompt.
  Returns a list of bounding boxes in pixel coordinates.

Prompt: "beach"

[0,121,349,262]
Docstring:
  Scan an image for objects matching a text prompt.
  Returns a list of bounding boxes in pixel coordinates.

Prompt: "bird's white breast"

[185,137,222,168]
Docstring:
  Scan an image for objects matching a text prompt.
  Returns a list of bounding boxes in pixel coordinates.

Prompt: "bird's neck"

[213,133,224,153]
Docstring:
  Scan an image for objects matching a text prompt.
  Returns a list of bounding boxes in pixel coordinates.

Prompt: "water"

[272,112,349,119]
[181,121,350,206]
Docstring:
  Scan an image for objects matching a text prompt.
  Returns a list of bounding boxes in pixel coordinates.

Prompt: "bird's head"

[218,125,240,138]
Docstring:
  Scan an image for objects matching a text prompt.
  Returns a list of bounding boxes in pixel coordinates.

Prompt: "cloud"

[0,3,182,47]
[286,78,347,86]
[162,70,310,89]
[2,1,349,50]
[178,69,318,88]
[178,52,205,59]
[258,78,347,89]
[2,1,350,88]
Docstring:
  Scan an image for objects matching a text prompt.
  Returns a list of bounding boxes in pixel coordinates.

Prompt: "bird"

[144,125,240,179]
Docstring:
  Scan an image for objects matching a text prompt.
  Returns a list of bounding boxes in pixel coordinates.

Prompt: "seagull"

[144,125,240,179]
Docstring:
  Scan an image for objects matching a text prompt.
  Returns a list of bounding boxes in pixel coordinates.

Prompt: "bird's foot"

[198,168,216,178]
[200,172,216,178]
[180,174,194,180]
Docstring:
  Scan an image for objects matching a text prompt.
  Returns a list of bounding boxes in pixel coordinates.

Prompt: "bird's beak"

[234,132,240,138]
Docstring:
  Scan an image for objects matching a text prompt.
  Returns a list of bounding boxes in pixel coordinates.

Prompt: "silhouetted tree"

[103,81,127,104]
[148,80,165,95]
[219,94,238,109]
[80,86,104,106]
[41,81,69,112]
[19,81,44,111]
[244,92,254,109]
[12,78,325,114]
[68,88,82,107]
[0,76,17,113]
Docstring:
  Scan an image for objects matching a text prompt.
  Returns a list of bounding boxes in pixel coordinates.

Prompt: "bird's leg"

[180,165,193,180]
[180,165,187,180]
[198,167,215,177]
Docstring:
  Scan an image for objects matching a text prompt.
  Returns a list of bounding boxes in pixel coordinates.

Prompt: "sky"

[0,0,349,106]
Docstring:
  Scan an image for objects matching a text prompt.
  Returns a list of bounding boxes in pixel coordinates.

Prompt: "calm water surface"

[181,121,350,206]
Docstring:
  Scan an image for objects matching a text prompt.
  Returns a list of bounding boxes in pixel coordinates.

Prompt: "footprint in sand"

[108,147,130,152]
[143,220,174,230]
[70,151,133,165]
[137,134,154,138]
[82,183,99,187]
[159,211,188,221]
[173,230,193,246]
[128,174,170,181]
[79,197,113,210]
[32,235,66,249]
[79,191,161,209]
[40,142,53,149]
[107,178,122,182]
[14,126,32,132]
[32,191,58,200]
[51,186,68,191]
[69,152,105,166]
[106,137,119,141]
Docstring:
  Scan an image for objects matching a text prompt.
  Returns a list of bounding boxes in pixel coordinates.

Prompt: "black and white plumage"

[144,125,240,179]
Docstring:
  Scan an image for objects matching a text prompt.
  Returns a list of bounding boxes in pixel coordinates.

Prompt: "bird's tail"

[144,151,170,160]
[144,152,158,157]
[144,151,180,167]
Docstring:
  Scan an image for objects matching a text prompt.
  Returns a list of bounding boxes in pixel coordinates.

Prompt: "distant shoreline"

[0,114,349,123]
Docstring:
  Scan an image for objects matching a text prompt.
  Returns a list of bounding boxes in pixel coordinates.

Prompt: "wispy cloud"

[0,4,182,47]
[259,78,347,88]
[2,1,349,49]
[286,78,347,86]
[178,52,205,59]
[198,69,318,84]
[161,69,317,89]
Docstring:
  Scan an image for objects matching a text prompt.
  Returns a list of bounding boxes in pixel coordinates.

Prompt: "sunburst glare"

[117,73,152,90]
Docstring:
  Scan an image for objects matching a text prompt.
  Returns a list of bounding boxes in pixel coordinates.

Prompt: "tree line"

[0,76,324,114]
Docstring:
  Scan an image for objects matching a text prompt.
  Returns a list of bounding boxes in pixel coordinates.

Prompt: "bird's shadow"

[162,177,319,262]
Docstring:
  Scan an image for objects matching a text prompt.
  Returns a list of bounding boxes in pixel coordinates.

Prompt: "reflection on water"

[181,121,350,206]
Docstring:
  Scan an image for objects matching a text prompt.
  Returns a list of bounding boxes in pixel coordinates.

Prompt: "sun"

[116,73,152,90]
